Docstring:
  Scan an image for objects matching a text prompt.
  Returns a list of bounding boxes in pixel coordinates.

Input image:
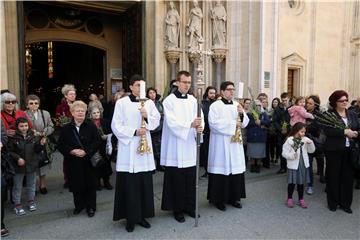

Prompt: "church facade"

[1,1,359,107]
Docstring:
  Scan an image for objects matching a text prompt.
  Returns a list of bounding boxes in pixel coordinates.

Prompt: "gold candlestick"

[137,99,152,155]
[231,98,243,143]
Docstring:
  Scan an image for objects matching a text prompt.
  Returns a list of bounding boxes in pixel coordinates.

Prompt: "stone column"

[165,49,182,81]
[0,1,8,90]
[212,48,227,91]
[188,52,201,92]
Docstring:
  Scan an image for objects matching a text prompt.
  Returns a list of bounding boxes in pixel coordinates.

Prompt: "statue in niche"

[186,0,204,49]
[165,1,180,50]
[210,1,227,48]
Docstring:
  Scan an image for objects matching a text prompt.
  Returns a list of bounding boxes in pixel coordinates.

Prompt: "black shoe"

[184,210,200,218]
[39,187,48,195]
[174,212,185,223]
[231,201,242,209]
[340,206,352,214]
[103,181,113,190]
[87,208,95,217]
[138,219,151,228]
[73,208,84,215]
[215,203,226,211]
[276,169,286,174]
[1,228,9,237]
[328,206,337,212]
[63,182,69,189]
[126,222,135,232]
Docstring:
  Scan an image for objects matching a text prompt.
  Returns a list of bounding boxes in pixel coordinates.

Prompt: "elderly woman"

[55,84,76,189]
[88,93,104,116]
[1,93,32,137]
[25,94,54,194]
[88,106,113,190]
[324,90,359,213]
[58,101,100,217]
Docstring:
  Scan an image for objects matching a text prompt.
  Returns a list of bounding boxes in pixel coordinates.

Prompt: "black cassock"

[113,172,155,224]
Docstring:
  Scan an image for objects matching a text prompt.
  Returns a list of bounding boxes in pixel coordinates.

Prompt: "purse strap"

[72,128,85,150]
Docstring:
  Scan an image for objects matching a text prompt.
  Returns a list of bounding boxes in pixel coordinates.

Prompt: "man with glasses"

[207,81,249,211]
[161,70,204,223]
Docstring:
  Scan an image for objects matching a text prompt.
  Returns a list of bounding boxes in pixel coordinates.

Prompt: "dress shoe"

[174,212,185,223]
[73,208,83,215]
[87,208,95,217]
[103,181,113,190]
[340,206,352,214]
[138,219,151,228]
[126,222,135,232]
[39,187,48,195]
[328,206,337,212]
[231,201,242,209]
[276,169,286,174]
[184,210,200,218]
[215,203,226,211]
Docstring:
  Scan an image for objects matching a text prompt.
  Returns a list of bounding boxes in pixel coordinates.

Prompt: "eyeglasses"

[225,88,236,91]
[4,101,17,104]
[337,99,348,103]
[28,102,39,105]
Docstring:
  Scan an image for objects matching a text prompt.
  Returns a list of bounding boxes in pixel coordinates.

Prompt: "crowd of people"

[1,72,360,236]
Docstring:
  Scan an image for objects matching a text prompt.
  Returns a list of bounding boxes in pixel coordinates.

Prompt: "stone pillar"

[0,2,8,90]
[188,52,201,92]
[165,49,182,81]
[212,48,227,91]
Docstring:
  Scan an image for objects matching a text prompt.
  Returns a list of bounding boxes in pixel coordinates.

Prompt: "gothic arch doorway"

[25,41,106,114]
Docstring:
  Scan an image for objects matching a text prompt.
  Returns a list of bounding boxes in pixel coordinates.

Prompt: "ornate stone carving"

[210,1,227,48]
[211,48,227,63]
[165,49,182,64]
[186,0,204,50]
[164,1,180,50]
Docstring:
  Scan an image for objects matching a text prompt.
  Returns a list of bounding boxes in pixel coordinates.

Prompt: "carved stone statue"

[210,1,227,48]
[165,1,180,50]
[186,0,204,49]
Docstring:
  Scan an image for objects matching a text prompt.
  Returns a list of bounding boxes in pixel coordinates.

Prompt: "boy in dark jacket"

[7,117,46,215]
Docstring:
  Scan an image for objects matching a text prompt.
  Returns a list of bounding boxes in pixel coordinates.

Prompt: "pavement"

[3,151,360,239]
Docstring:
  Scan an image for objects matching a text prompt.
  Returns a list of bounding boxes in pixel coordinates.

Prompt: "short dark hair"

[203,86,216,100]
[220,81,234,91]
[146,87,157,98]
[176,71,191,81]
[271,97,281,108]
[328,90,348,109]
[15,117,29,128]
[288,122,307,137]
[306,95,321,111]
[280,92,289,99]
[129,74,144,86]
[243,98,251,103]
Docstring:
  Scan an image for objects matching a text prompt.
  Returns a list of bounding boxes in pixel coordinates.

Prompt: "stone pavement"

[3,151,359,239]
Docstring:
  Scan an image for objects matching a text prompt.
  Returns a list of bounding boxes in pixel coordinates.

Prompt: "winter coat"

[288,105,314,126]
[1,110,33,130]
[7,131,43,173]
[272,106,290,135]
[282,136,315,170]
[246,112,270,143]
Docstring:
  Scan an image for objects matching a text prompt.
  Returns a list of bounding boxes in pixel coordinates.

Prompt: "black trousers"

[200,134,210,172]
[276,134,287,170]
[325,149,354,209]
[73,189,96,211]
[1,187,5,229]
[161,166,196,213]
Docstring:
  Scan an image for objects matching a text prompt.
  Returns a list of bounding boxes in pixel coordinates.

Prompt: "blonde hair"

[61,84,76,96]
[70,100,87,112]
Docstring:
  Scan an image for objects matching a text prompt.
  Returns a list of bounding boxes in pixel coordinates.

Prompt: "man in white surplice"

[111,74,160,233]
[207,81,249,212]
[160,70,204,223]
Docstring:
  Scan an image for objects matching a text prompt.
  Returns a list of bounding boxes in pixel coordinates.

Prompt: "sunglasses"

[4,101,17,104]
[28,102,39,105]
[337,99,348,103]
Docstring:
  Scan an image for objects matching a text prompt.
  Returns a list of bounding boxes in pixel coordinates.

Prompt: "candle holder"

[231,97,243,143]
[137,98,152,155]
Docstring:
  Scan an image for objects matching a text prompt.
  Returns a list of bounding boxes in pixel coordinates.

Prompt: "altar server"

[160,70,204,223]
[207,81,249,211]
[112,74,160,233]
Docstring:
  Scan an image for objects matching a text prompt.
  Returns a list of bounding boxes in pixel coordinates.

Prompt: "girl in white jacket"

[282,122,315,208]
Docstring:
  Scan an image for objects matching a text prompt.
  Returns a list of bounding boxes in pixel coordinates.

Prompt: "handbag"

[38,149,51,168]
[72,129,105,167]
[40,110,57,150]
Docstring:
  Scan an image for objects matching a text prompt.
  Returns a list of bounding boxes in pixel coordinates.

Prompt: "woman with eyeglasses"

[324,90,359,213]
[1,92,32,137]
[25,94,54,194]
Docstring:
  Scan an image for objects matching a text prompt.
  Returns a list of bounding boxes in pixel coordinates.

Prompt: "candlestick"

[238,82,244,99]
[140,81,146,99]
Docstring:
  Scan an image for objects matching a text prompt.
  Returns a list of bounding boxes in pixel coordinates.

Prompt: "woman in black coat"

[58,101,100,217]
[324,90,359,213]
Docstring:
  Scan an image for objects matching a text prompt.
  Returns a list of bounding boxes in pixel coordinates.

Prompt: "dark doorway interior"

[26,41,105,115]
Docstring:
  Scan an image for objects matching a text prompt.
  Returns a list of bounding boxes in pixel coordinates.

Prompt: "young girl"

[282,122,315,208]
[288,96,314,126]
[7,117,46,215]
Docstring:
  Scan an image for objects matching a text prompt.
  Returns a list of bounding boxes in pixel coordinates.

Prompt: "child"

[7,117,46,215]
[282,122,315,208]
[288,96,314,126]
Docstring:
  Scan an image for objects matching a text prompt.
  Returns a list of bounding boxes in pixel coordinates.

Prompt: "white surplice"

[111,96,160,173]
[208,100,249,175]
[160,93,204,168]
